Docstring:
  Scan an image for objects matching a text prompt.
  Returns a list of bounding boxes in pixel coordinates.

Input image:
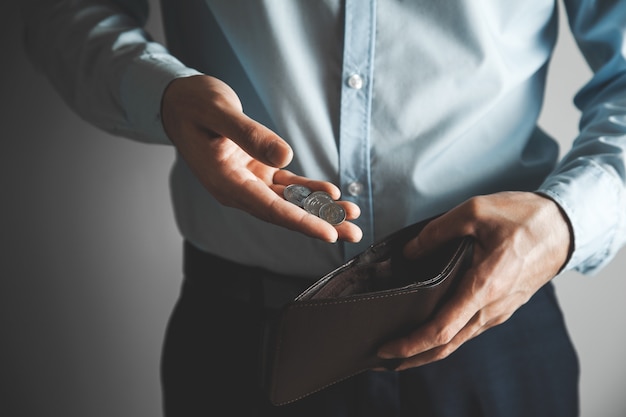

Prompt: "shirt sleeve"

[537,0,626,275]
[20,0,202,145]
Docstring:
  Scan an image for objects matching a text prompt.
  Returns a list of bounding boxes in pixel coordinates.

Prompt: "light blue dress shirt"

[22,0,626,277]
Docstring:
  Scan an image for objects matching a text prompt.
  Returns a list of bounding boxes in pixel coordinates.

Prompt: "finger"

[230,178,340,242]
[334,200,361,221]
[273,170,342,200]
[270,183,361,221]
[269,184,362,242]
[390,298,519,370]
[333,215,363,242]
[378,269,481,359]
[395,311,515,371]
[244,178,364,243]
[403,203,477,259]
[276,199,361,243]
[393,314,478,370]
[271,170,361,224]
[212,108,293,168]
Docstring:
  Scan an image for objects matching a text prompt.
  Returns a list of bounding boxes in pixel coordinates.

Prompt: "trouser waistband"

[183,240,316,309]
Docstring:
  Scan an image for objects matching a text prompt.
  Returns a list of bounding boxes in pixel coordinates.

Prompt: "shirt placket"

[339,0,377,260]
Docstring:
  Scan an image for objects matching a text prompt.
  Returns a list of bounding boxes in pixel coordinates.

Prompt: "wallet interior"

[303,238,465,300]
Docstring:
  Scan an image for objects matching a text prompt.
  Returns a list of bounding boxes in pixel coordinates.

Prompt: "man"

[21,0,626,416]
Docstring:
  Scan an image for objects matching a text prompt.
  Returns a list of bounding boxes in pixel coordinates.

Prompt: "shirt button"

[347,73,364,90]
[347,181,364,197]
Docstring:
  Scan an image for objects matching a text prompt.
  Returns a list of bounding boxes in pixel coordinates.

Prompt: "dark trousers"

[161,242,580,416]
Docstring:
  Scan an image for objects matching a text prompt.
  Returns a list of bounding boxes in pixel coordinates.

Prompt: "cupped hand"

[377,191,571,369]
[161,75,362,243]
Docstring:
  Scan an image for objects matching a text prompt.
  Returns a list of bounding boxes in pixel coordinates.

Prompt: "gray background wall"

[2,1,624,416]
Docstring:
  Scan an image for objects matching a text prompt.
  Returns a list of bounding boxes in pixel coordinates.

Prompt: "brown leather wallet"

[261,217,474,406]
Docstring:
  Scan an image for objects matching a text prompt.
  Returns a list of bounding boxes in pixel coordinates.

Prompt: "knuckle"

[398,345,415,358]
[475,309,490,328]
[491,315,508,327]
[433,345,455,362]
[465,196,484,218]
[241,123,264,145]
[433,326,455,346]
[471,309,484,328]
[458,196,487,235]
[495,312,514,326]
[484,279,505,301]
[211,92,231,110]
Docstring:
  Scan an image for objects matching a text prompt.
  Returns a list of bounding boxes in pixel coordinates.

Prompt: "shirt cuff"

[120,52,202,145]
[537,162,626,275]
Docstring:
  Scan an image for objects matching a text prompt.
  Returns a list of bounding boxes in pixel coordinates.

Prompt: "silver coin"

[283,184,312,207]
[302,191,334,216]
[318,202,346,225]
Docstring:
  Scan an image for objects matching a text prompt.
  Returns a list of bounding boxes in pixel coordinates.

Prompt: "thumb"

[163,75,293,167]
[213,108,293,168]
[403,212,467,260]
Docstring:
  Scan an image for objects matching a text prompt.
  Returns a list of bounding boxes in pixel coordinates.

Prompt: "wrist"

[533,191,574,274]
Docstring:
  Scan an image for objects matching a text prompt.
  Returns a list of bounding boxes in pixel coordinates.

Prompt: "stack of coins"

[283,184,346,225]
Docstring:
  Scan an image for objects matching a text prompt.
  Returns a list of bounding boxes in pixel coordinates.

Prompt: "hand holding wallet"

[261,216,474,406]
